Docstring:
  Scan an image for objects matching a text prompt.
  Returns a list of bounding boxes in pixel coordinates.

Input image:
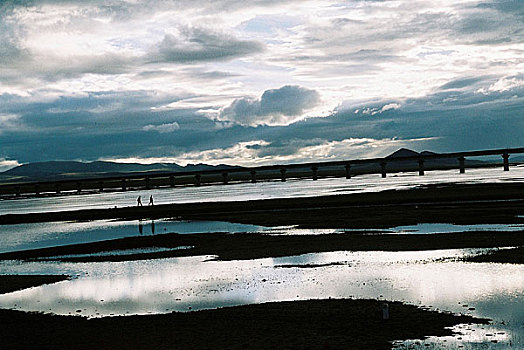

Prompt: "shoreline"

[0,298,488,350]
[0,275,70,294]
[1,230,523,262]
[1,182,524,227]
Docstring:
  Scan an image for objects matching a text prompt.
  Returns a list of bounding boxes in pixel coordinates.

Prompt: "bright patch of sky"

[0,0,522,169]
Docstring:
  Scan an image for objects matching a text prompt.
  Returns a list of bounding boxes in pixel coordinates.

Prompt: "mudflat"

[0,298,488,350]
[0,275,70,294]
[1,230,522,263]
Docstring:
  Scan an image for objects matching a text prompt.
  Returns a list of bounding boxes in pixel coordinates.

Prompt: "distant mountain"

[386,148,420,159]
[383,148,486,168]
[0,160,241,183]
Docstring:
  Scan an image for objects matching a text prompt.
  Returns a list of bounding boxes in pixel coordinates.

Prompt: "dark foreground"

[0,275,70,294]
[0,298,487,350]
[465,246,524,264]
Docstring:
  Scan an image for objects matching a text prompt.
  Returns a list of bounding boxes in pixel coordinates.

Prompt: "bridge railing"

[1,147,523,197]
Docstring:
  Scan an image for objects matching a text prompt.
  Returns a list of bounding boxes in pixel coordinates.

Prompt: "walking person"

[148,195,154,206]
[137,195,143,206]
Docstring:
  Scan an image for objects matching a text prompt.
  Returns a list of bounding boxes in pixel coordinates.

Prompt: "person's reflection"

[151,220,155,235]
[138,220,143,235]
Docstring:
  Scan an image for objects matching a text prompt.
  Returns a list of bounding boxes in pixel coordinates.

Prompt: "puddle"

[0,219,266,253]
[0,248,522,349]
[38,246,194,260]
[267,222,524,235]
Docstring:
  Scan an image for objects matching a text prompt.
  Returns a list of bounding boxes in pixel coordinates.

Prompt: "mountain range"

[0,161,239,184]
[0,148,502,184]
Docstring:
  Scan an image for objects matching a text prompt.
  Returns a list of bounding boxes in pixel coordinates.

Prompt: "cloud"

[143,122,180,133]
[0,114,23,133]
[0,158,20,172]
[149,28,264,64]
[216,85,321,126]
[0,1,522,168]
[477,75,524,95]
[128,136,437,167]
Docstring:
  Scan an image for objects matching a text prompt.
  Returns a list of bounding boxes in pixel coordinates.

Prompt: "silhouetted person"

[148,195,154,206]
[137,195,142,206]
[151,220,155,235]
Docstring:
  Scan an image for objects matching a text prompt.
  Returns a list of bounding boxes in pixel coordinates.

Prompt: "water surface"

[0,248,522,348]
[1,166,522,215]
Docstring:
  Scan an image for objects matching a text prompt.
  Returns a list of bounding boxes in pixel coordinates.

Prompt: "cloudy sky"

[0,0,523,171]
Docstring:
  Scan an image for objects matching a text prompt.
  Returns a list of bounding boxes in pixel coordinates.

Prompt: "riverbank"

[0,298,488,350]
[0,275,70,294]
[1,182,523,227]
[464,246,524,264]
[1,230,522,262]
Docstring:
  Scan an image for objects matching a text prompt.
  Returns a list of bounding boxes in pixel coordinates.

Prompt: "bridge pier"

[222,172,229,185]
[250,170,257,183]
[194,174,201,186]
[345,163,351,179]
[502,152,510,171]
[418,159,425,176]
[380,161,387,178]
[280,168,287,182]
[458,157,466,174]
[121,178,127,191]
[169,176,175,187]
[312,166,318,181]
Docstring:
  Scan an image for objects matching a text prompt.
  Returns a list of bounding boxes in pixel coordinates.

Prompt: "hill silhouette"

[0,160,239,183]
[0,148,492,185]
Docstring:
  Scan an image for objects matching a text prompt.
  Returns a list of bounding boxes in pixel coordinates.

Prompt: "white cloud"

[104,137,437,167]
[477,76,524,95]
[0,158,21,172]
[381,103,401,112]
[142,122,180,133]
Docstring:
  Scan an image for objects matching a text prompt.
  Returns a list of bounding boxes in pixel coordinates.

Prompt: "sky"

[0,0,523,171]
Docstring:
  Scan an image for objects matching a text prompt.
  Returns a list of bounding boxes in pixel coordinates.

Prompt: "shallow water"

[269,222,524,235]
[2,218,522,254]
[0,219,265,253]
[0,249,522,348]
[1,166,523,215]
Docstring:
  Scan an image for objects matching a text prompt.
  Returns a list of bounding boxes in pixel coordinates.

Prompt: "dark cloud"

[218,85,320,126]
[1,76,522,164]
[149,28,263,64]
[438,76,492,91]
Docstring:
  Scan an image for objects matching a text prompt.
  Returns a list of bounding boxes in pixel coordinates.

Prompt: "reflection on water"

[40,246,194,260]
[268,222,524,235]
[2,219,522,254]
[1,167,523,215]
[0,249,522,348]
[0,219,265,253]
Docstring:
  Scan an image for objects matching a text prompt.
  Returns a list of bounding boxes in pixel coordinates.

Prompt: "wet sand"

[464,246,524,264]
[1,230,522,262]
[0,275,70,294]
[0,298,487,350]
